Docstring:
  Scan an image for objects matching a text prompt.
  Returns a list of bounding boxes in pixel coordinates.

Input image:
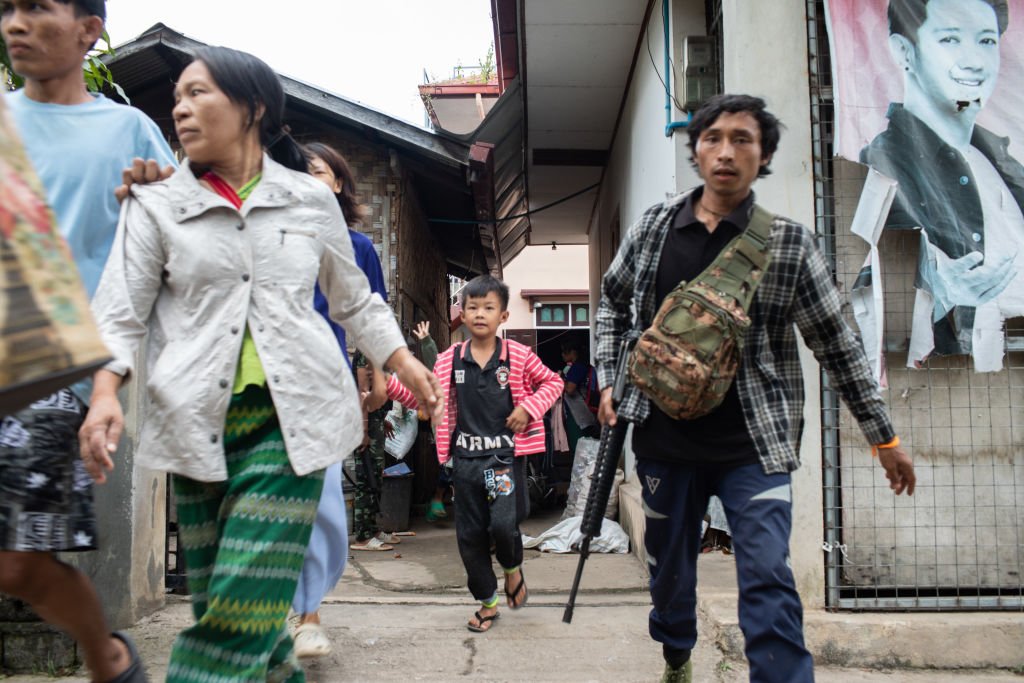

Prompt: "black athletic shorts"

[0,389,98,552]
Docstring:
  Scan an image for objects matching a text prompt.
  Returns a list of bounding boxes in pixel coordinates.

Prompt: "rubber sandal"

[293,623,332,658]
[426,500,448,521]
[392,530,416,536]
[350,536,393,551]
[377,531,401,544]
[466,609,499,633]
[504,568,528,610]
[107,632,148,683]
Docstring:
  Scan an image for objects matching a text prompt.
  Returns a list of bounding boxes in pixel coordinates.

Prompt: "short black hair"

[56,0,106,21]
[889,0,1008,43]
[461,274,509,311]
[687,94,783,178]
[560,338,580,354]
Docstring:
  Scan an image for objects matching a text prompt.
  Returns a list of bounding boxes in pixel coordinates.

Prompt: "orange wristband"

[871,435,900,457]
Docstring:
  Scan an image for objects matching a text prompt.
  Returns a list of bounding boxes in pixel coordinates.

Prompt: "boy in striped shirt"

[388,274,563,632]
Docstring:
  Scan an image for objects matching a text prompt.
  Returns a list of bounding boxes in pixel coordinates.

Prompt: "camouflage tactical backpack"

[628,204,774,420]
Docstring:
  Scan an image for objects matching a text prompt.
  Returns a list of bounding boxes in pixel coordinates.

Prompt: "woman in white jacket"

[80,46,440,683]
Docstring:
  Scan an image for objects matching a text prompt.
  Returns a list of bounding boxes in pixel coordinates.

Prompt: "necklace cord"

[698,200,728,219]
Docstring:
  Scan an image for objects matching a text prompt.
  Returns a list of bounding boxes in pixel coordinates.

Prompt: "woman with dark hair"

[80,47,441,681]
[289,141,393,658]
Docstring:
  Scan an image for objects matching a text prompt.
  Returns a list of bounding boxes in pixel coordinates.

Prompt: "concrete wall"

[502,245,589,330]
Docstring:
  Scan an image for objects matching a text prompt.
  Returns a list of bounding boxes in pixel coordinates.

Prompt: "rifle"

[563,337,635,624]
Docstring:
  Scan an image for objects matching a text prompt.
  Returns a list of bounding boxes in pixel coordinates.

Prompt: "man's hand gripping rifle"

[562,337,634,624]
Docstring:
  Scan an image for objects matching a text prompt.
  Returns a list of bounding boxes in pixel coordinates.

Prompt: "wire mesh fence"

[809,0,1024,610]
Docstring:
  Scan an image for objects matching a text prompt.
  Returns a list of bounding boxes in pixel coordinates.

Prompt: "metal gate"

[808,0,1024,610]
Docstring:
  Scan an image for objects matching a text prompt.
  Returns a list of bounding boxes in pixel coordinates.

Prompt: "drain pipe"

[663,0,691,136]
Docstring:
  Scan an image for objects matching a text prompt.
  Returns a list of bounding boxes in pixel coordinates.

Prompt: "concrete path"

[5,508,1021,682]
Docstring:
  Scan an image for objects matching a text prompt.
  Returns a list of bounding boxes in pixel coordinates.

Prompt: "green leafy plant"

[84,30,128,102]
[0,33,21,90]
[479,43,494,83]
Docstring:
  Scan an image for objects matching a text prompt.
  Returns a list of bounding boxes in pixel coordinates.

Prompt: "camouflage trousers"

[353,416,387,541]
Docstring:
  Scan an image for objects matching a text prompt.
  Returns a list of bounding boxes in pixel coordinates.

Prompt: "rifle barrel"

[562,536,592,623]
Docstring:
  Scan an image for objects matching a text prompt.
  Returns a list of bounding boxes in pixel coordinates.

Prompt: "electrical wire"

[427,182,600,225]
[647,0,688,113]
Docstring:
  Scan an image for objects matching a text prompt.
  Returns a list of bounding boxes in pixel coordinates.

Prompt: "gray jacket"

[92,155,405,482]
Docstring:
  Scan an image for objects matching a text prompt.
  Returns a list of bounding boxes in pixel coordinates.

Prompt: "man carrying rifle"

[594,94,916,683]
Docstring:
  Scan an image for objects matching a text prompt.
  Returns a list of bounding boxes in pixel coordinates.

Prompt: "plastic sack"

[383,403,418,460]
[522,515,629,554]
[562,437,623,521]
[0,97,110,413]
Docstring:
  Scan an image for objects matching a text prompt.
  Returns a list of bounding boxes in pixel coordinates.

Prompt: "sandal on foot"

[108,632,148,683]
[350,536,394,551]
[376,531,401,544]
[466,610,499,633]
[504,568,528,610]
[426,500,448,521]
[293,622,332,658]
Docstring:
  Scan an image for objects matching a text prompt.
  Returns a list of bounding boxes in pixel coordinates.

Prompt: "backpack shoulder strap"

[686,203,775,311]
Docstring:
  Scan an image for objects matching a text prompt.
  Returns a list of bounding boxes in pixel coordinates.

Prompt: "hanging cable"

[428,182,600,225]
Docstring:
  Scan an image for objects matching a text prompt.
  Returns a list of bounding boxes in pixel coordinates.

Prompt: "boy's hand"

[413,321,430,341]
[386,347,442,422]
[505,406,530,433]
[115,158,174,203]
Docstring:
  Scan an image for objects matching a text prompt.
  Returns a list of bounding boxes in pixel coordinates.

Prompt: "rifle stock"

[563,337,634,624]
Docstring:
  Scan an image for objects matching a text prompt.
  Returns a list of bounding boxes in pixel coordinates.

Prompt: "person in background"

[0,2,174,681]
[80,46,439,682]
[349,349,397,551]
[288,141,390,658]
[559,338,599,456]
[411,320,451,522]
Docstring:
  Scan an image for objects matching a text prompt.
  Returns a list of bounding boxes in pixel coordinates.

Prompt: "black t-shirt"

[631,190,759,467]
[452,339,516,459]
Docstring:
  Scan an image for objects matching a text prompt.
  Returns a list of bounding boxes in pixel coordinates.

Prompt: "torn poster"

[826,0,1024,371]
[849,169,897,385]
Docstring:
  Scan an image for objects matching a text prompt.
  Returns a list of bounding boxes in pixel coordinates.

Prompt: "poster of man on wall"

[827,0,1024,371]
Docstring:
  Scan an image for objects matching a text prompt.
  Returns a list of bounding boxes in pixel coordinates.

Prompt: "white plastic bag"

[563,437,622,521]
[383,403,418,460]
[522,516,629,554]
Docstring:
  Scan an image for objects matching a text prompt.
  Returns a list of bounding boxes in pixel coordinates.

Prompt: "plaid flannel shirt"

[595,190,895,474]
